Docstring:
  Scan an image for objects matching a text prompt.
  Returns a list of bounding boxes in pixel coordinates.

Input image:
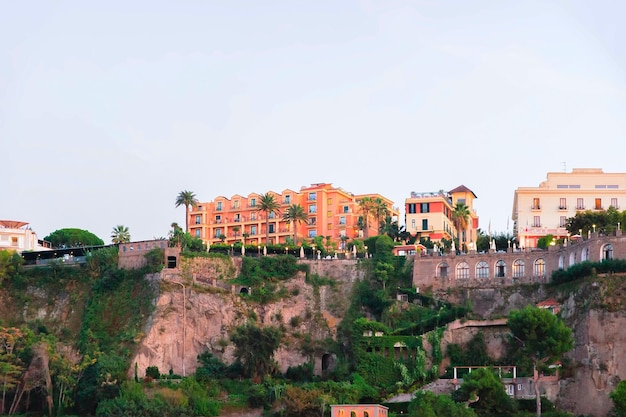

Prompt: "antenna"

[562,161,567,172]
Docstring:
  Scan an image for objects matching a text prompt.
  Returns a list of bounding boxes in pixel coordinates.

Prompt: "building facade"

[513,168,626,248]
[188,183,399,249]
[0,220,51,253]
[405,185,479,250]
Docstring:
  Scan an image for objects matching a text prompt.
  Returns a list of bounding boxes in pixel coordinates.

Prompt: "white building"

[0,220,51,253]
[513,168,626,248]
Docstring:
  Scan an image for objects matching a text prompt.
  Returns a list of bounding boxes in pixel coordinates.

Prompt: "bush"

[146,366,161,380]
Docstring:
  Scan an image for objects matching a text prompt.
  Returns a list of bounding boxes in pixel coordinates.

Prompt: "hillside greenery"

[0,230,585,417]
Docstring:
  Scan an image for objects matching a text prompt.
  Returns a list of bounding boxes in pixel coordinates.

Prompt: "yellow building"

[513,168,626,248]
[189,183,399,249]
[404,185,479,250]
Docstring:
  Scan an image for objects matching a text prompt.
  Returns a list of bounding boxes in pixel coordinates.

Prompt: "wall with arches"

[330,404,389,417]
[413,234,626,290]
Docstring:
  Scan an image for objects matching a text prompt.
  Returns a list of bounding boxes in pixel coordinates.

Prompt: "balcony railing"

[558,206,567,210]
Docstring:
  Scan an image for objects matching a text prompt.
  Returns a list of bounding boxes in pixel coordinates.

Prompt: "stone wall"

[413,234,626,291]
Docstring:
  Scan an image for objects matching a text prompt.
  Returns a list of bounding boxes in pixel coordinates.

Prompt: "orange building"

[188,183,399,249]
[404,185,479,250]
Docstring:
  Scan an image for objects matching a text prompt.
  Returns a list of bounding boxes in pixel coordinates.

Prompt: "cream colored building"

[0,220,51,253]
[513,168,626,248]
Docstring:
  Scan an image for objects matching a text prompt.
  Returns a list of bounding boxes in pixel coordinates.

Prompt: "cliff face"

[130,259,362,378]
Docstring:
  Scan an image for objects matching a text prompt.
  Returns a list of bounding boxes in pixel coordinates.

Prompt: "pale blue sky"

[3,1,625,242]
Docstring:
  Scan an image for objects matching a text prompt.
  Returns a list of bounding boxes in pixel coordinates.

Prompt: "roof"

[537,298,561,307]
[0,220,29,229]
[449,185,477,198]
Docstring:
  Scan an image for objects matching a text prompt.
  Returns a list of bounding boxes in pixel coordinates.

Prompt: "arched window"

[534,258,546,276]
[569,252,576,266]
[437,262,449,278]
[558,255,564,269]
[350,411,357,417]
[339,410,345,417]
[603,244,613,261]
[476,261,489,278]
[495,260,506,278]
[513,259,525,277]
[456,262,470,279]
[581,247,589,262]
[364,411,370,417]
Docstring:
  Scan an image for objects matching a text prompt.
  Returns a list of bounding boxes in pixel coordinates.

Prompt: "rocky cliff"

[130,259,363,378]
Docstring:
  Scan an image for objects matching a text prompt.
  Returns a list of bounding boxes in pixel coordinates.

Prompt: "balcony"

[558,206,567,210]
[531,205,541,211]
[575,205,585,211]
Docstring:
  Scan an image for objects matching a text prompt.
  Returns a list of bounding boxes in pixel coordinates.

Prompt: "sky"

[2,1,626,243]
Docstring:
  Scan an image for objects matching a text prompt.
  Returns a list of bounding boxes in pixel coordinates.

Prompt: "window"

[506,385,515,396]
[437,262,449,278]
[611,198,619,209]
[595,198,602,210]
[195,215,201,224]
[215,215,222,223]
[309,217,316,225]
[408,203,416,214]
[603,244,614,260]
[328,223,333,230]
[251,226,257,235]
[195,229,201,237]
[250,198,256,207]
[411,219,416,230]
[559,198,567,209]
[251,212,256,220]
[456,262,470,279]
[343,205,349,213]
[560,216,567,227]
[495,260,506,277]
[576,198,584,210]
[339,216,346,225]
[269,212,275,219]
[309,205,317,213]
[422,219,428,231]
[458,198,466,205]
[327,198,332,205]
[533,216,541,227]
[233,200,239,209]
[309,192,317,201]
[215,229,222,237]
[534,259,546,276]
[285,195,290,204]
[532,198,540,210]
[513,260,525,277]
[420,203,430,213]
[328,210,332,218]
[235,214,241,222]
[217,201,222,211]
[476,261,489,278]
[269,224,275,233]
[308,230,317,238]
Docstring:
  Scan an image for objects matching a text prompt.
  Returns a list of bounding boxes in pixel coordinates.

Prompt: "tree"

[230,323,282,382]
[610,380,626,417]
[452,367,516,416]
[175,190,198,233]
[358,197,374,238]
[282,204,308,245]
[44,228,104,248]
[110,225,131,244]
[257,193,281,245]
[408,391,477,417]
[0,250,22,286]
[452,203,471,251]
[507,306,574,417]
[371,197,389,234]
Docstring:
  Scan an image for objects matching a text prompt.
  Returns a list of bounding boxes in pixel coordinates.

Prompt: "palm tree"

[358,197,373,238]
[111,225,131,244]
[452,202,471,251]
[372,197,390,233]
[282,204,308,245]
[175,190,198,233]
[257,193,281,245]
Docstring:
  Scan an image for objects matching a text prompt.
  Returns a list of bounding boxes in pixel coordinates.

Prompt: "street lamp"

[364,245,368,258]
[230,243,234,256]
[592,224,596,234]
[312,244,316,260]
[171,281,186,377]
